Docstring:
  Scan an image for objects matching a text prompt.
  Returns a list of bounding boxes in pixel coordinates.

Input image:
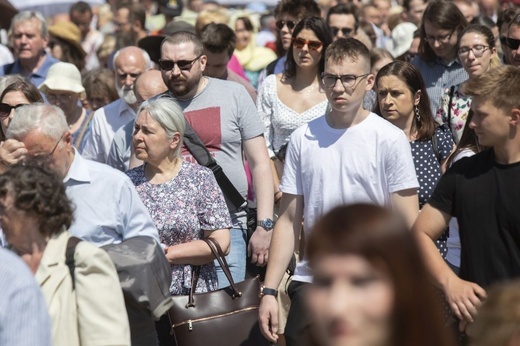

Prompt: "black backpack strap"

[182,120,247,210]
[447,85,455,134]
[265,59,278,77]
[65,236,82,290]
[431,126,441,164]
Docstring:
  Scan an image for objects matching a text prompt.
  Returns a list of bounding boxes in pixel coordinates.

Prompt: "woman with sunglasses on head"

[234,16,277,89]
[375,61,454,258]
[258,16,333,208]
[412,0,469,116]
[0,78,43,168]
[435,24,501,144]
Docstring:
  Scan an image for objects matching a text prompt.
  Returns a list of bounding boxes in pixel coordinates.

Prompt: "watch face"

[264,219,274,229]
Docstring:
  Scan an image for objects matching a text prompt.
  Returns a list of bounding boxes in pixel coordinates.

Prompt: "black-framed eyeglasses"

[276,19,296,31]
[330,26,354,37]
[0,103,27,119]
[457,45,490,57]
[158,55,202,71]
[321,73,369,89]
[292,37,323,51]
[506,37,520,50]
[425,31,454,44]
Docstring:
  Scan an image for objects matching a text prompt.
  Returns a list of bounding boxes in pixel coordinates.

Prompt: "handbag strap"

[188,238,242,306]
[182,120,247,211]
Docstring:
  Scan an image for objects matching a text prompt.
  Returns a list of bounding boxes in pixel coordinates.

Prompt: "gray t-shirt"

[172,77,264,226]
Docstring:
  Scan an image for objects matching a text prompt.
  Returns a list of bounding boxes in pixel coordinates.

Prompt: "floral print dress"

[435,84,472,144]
[126,161,232,295]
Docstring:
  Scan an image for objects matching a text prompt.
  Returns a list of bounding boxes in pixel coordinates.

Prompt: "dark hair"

[0,163,74,236]
[236,16,254,32]
[274,0,320,21]
[370,48,394,68]
[307,204,457,346]
[325,37,371,70]
[402,0,426,11]
[326,3,359,30]
[81,68,119,107]
[374,61,435,141]
[162,31,204,56]
[497,7,520,32]
[509,12,520,32]
[69,1,92,16]
[49,36,86,71]
[470,15,497,29]
[0,79,43,104]
[117,3,146,29]
[284,16,333,79]
[419,0,468,62]
[200,23,236,56]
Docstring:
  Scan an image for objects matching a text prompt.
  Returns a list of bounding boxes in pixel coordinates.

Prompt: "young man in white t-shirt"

[258,37,419,346]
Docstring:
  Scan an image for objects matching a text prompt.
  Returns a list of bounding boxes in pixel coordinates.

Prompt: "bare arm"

[165,228,231,265]
[391,188,419,229]
[413,204,486,326]
[243,135,275,266]
[259,193,304,342]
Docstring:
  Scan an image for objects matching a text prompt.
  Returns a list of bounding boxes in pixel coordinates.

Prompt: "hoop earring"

[415,105,421,122]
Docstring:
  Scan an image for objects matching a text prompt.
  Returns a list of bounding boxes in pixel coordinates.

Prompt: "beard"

[164,70,201,98]
[116,82,138,105]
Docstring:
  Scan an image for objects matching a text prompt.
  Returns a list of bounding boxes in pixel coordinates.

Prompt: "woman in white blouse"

[258,16,332,205]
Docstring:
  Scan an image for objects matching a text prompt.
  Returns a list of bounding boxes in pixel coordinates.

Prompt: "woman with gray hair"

[125,96,232,343]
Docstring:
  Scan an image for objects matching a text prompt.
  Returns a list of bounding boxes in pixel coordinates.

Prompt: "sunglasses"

[276,20,296,31]
[292,37,323,51]
[331,27,353,37]
[158,55,201,71]
[0,103,27,119]
[506,37,520,50]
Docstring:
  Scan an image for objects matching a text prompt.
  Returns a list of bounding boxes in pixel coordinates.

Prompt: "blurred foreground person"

[0,163,130,346]
[306,204,457,346]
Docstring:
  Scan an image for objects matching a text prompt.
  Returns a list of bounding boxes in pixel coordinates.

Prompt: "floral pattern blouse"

[435,84,472,144]
[126,161,232,296]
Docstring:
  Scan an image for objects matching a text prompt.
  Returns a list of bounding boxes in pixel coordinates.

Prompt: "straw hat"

[38,62,86,99]
[385,22,418,59]
[48,21,87,59]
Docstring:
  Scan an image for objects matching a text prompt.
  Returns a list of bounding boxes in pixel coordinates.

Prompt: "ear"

[42,34,49,49]
[169,132,181,150]
[63,130,73,151]
[414,89,422,106]
[365,73,375,91]
[199,54,207,72]
[509,108,520,127]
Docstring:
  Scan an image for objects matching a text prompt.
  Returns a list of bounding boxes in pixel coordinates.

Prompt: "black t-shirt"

[429,149,520,287]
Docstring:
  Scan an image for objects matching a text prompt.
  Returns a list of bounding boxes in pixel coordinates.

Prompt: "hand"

[247,226,272,266]
[0,139,27,167]
[444,276,486,325]
[259,295,279,343]
[165,245,175,264]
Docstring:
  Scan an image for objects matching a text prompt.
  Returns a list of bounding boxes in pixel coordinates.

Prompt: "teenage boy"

[414,65,520,331]
[258,38,419,346]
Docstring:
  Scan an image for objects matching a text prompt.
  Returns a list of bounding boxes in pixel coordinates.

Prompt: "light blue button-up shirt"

[65,149,159,246]
[0,52,59,87]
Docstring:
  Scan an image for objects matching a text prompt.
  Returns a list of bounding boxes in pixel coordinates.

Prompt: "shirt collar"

[63,148,91,184]
[117,98,135,117]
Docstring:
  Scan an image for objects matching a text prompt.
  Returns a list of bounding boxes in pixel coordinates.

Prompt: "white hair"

[7,104,68,141]
[10,11,48,38]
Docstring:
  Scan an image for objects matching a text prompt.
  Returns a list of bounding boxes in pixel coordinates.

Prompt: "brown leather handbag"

[167,238,270,346]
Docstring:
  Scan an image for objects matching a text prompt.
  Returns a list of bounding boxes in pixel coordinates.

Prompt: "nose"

[124,75,134,87]
[467,49,476,60]
[332,78,344,92]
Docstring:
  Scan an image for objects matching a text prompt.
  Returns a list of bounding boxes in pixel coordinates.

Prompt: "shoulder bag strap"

[183,120,246,210]
[447,85,455,133]
[431,126,441,164]
[65,236,82,290]
[74,109,95,149]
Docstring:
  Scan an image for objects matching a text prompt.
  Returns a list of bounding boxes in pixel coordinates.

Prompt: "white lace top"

[258,74,328,158]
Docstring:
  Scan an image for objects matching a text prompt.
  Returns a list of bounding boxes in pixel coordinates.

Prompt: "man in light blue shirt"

[0,11,58,87]
[0,247,52,346]
[4,103,159,246]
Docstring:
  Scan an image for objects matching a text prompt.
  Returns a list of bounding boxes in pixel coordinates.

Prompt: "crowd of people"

[1,0,520,345]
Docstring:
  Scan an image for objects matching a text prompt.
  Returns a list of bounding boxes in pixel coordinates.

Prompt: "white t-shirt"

[281,112,419,283]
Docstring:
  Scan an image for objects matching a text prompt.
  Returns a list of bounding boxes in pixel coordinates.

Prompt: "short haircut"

[508,12,520,32]
[199,23,236,56]
[82,68,119,104]
[161,31,204,57]
[497,7,520,32]
[273,0,320,20]
[117,3,146,29]
[0,163,74,237]
[112,47,151,70]
[374,61,435,141]
[307,204,457,346]
[69,1,92,16]
[10,11,48,38]
[7,104,69,142]
[402,0,425,11]
[325,37,371,72]
[418,0,468,62]
[194,8,230,34]
[370,48,394,68]
[285,16,334,79]
[457,24,501,69]
[461,65,520,114]
[137,97,186,158]
[326,3,359,30]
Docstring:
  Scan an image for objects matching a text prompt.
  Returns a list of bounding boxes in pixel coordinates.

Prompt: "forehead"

[325,56,369,74]
[2,90,29,104]
[295,28,319,39]
[115,53,147,72]
[328,14,356,28]
[19,130,56,151]
[377,75,409,89]
[508,24,520,38]
[13,19,42,35]
[460,32,487,44]
[423,21,451,35]
[161,41,197,59]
